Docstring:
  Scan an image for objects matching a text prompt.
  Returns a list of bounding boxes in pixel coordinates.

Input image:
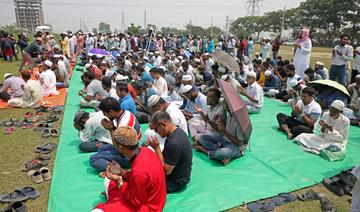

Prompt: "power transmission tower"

[225,15,229,37]
[246,0,263,16]
[121,12,126,32]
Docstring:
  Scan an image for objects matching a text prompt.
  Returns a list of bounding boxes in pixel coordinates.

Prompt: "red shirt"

[128,84,137,101]
[95,148,167,212]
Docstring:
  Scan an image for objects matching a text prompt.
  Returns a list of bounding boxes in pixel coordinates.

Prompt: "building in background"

[14,0,44,32]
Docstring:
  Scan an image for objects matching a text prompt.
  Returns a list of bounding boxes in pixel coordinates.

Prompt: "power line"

[246,0,263,16]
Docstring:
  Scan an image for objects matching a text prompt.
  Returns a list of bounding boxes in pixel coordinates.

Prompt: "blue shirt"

[141,71,154,85]
[120,93,137,115]
[264,74,281,91]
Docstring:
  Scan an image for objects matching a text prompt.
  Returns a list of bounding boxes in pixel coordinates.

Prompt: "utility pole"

[280,6,285,38]
[80,18,82,32]
[144,10,147,29]
[121,12,125,32]
[225,15,229,37]
[189,20,192,35]
[211,16,213,37]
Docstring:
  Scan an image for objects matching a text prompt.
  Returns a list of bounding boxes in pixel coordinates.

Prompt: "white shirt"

[153,76,168,97]
[165,103,189,135]
[124,60,132,72]
[332,44,353,66]
[153,56,162,68]
[40,69,58,97]
[246,81,264,108]
[108,88,119,101]
[79,111,112,144]
[286,74,302,91]
[295,99,322,123]
[206,58,215,72]
[354,47,360,71]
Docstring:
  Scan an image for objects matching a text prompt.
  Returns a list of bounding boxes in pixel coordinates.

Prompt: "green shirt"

[24,42,41,54]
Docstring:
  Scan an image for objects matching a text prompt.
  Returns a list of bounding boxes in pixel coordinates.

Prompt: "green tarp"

[48,66,360,211]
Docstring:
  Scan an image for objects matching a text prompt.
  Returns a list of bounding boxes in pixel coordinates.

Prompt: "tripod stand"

[145,28,158,54]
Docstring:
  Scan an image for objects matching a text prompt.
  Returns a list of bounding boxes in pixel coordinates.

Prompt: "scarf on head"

[295,28,311,44]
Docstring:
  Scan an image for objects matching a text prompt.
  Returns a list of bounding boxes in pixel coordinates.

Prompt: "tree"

[127,23,141,35]
[230,16,265,40]
[92,28,98,35]
[98,22,111,33]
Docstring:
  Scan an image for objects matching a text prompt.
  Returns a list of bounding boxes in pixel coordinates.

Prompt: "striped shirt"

[115,110,142,141]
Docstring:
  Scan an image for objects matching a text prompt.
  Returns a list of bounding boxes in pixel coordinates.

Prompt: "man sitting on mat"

[93,126,166,212]
[147,111,193,193]
[73,110,112,152]
[79,71,108,108]
[276,86,322,139]
[237,71,264,114]
[0,73,25,102]
[89,97,142,173]
[193,101,248,165]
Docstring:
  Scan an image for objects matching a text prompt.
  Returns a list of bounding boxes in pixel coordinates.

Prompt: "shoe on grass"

[27,170,44,184]
[0,190,28,203]
[39,167,51,181]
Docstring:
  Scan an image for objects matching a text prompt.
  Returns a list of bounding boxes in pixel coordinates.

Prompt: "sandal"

[39,167,51,180]
[24,159,49,171]
[0,190,29,203]
[297,189,320,201]
[318,193,336,212]
[15,186,40,199]
[323,178,346,196]
[22,124,33,129]
[50,129,59,137]
[35,143,57,154]
[27,170,43,184]
[24,111,33,119]
[271,193,297,206]
[248,199,275,212]
[41,128,51,138]
[5,127,15,134]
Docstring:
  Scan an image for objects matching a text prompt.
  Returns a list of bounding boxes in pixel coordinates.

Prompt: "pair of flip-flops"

[298,190,336,212]
[0,186,39,203]
[1,201,27,212]
[322,170,356,197]
[24,155,51,172]
[35,143,57,154]
[1,118,19,127]
[41,114,60,123]
[27,167,51,184]
[247,193,297,212]
[41,128,59,138]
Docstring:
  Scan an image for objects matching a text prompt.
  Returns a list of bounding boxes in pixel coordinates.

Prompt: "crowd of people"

[1,27,360,211]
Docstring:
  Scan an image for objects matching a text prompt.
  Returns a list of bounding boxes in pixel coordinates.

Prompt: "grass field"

[0,45,353,212]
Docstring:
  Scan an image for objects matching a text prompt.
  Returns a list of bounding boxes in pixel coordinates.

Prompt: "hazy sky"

[0,0,304,32]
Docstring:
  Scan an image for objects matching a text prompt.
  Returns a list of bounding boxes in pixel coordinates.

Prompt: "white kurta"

[295,111,350,154]
[8,80,43,108]
[293,41,312,79]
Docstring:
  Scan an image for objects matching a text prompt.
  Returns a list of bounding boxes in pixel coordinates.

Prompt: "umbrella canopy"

[308,80,350,97]
[217,79,252,142]
[210,51,240,73]
[88,48,110,57]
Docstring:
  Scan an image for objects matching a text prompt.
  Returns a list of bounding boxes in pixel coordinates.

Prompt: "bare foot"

[192,141,200,148]
[194,145,207,155]
[222,159,230,165]
[98,172,106,178]
[287,133,294,140]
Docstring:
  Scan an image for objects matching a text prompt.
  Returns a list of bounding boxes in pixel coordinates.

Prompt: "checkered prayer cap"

[113,126,139,146]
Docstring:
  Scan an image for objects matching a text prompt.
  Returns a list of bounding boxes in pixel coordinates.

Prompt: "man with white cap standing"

[40,60,59,97]
[60,32,70,58]
[295,100,350,155]
[0,73,25,101]
[237,71,264,114]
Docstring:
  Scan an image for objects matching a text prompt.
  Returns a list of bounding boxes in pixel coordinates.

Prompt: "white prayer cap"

[53,54,62,58]
[143,56,149,62]
[105,69,115,77]
[356,74,360,79]
[147,95,161,109]
[289,79,299,87]
[53,45,60,49]
[315,61,324,66]
[194,58,200,63]
[148,52,154,55]
[155,51,160,54]
[177,56,183,60]
[49,34,54,38]
[264,70,272,77]
[159,66,166,71]
[44,60,53,67]
[61,32,68,35]
[255,52,260,55]
[174,59,180,64]
[4,73,13,79]
[182,74,193,81]
[96,54,103,59]
[180,85,193,93]
[331,100,345,111]
[84,63,92,69]
[204,53,210,56]
[115,74,128,81]
[247,71,257,78]
[218,66,226,73]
